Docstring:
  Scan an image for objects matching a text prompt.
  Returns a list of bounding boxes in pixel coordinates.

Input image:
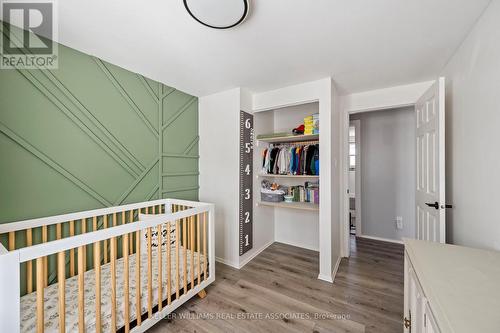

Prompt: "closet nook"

[253,102,320,251]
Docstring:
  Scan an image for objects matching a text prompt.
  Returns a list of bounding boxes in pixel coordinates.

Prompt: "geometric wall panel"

[0,23,199,227]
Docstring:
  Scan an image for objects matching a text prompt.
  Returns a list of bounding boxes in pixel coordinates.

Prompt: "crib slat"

[94,241,102,333]
[129,210,134,254]
[69,221,75,277]
[8,231,15,250]
[197,214,201,285]
[123,234,130,332]
[103,215,108,263]
[147,227,152,318]
[27,228,33,293]
[190,215,195,289]
[167,222,172,305]
[203,212,207,280]
[110,236,117,332]
[183,212,187,293]
[158,223,163,311]
[135,229,142,326]
[42,225,48,287]
[77,246,85,333]
[176,220,180,300]
[56,223,62,240]
[58,251,65,333]
[113,212,117,227]
[36,257,44,333]
[81,219,86,272]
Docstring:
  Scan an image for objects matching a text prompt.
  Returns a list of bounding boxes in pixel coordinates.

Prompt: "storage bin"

[261,191,284,202]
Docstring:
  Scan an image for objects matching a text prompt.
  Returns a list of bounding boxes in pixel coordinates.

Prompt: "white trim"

[215,256,239,269]
[340,82,432,259]
[331,256,342,283]
[239,240,274,268]
[317,273,333,283]
[275,239,319,252]
[357,235,404,245]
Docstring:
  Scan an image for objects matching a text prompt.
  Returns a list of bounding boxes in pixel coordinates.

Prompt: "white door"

[415,78,446,243]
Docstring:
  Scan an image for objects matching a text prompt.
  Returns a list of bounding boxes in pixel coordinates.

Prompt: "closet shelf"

[257,174,319,179]
[257,133,319,143]
[257,201,319,211]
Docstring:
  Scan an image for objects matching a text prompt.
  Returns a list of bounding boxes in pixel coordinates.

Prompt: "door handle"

[426,202,453,210]
[425,202,439,210]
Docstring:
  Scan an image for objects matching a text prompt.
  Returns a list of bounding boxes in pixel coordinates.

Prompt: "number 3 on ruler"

[244,188,251,199]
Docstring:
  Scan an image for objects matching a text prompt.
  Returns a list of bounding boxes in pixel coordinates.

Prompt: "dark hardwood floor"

[150,237,404,333]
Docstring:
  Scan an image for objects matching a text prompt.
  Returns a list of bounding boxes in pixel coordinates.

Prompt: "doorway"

[348,107,416,251]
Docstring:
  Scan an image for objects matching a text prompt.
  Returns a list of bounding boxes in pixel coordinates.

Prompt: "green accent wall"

[0,23,199,226]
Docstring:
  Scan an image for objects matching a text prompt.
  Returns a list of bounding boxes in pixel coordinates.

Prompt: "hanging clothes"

[261,143,319,176]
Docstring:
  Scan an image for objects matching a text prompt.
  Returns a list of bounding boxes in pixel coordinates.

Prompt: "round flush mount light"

[183,0,250,29]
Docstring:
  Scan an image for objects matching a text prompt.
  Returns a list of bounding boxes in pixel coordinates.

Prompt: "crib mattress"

[20,245,206,333]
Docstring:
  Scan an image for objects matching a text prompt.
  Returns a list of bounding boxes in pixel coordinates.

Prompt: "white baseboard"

[317,256,342,284]
[215,241,274,270]
[357,234,404,245]
[215,256,239,269]
[238,240,274,269]
[274,239,319,252]
[331,256,342,282]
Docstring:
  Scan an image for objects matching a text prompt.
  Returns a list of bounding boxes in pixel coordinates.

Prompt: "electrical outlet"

[396,216,403,230]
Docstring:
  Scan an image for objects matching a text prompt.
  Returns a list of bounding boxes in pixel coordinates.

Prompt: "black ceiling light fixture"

[183,0,250,29]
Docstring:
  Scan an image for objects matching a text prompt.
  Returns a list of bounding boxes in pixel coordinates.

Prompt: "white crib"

[0,199,215,333]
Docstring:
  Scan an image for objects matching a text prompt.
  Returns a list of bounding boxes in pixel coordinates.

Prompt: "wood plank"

[69,221,75,277]
[190,215,195,289]
[135,229,142,326]
[147,227,152,318]
[129,210,134,254]
[203,212,207,280]
[36,257,44,333]
[183,213,187,293]
[197,214,201,285]
[27,228,33,293]
[94,241,102,333]
[57,251,65,333]
[157,223,163,311]
[166,222,171,305]
[175,220,180,300]
[123,234,130,333]
[110,237,117,332]
[42,225,48,287]
[103,215,108,263]
[77,246,85,333]
[8,231,15,250]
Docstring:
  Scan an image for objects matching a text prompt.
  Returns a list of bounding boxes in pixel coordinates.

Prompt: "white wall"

[351,108,416,241]
[199,88,240,267]
[441,1,500,251]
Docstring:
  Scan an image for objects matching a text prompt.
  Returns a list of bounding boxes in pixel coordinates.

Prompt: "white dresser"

[404,239,500,333]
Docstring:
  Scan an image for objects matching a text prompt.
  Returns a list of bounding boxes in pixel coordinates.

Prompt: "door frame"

[340,81,436,258]
[348,119,362,236]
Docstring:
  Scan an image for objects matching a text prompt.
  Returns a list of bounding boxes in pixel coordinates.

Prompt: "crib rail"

[0,199,215,333]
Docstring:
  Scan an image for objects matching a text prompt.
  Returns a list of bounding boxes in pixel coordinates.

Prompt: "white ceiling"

[54,0,491,96]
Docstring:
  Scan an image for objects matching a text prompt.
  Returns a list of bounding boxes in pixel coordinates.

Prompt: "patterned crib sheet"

[20,244,206,333]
